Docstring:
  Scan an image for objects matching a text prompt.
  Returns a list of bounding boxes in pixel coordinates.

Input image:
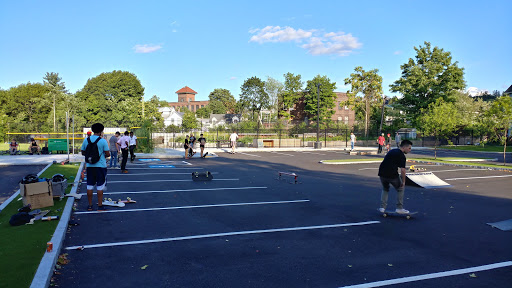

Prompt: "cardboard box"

[19,181,54,209]
[51,179,68,197]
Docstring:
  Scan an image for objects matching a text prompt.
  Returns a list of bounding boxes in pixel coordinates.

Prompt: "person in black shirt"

[378,139,413,214]
[184,135,190,159]
[197,133,208,158]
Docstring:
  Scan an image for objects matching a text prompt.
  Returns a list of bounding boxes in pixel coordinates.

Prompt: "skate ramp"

[406,172,452,189]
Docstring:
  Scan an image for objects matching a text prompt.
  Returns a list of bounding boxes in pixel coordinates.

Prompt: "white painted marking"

[108,172,199,176]
[236,152,261,157]
[75,199,310,215]
[358,168,379,170]
[337,261,512,288]
[107,179,238,183]
[430,168,485,173]
[118,167,202,170]
[182,161,192,165]
[65,221,380,250]
[100,186,267,195]
[297,151,326,155]
[269,151,295,157]
[445,175,512,181]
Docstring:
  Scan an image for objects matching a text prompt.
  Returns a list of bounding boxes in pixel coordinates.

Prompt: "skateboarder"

[377,133,385,154]
[229,131,238,154]
[198,133,207,158]
[378,139,413,214]
[184,135,190,159]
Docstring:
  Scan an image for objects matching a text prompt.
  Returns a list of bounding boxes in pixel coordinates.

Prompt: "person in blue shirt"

[81,123,110,211]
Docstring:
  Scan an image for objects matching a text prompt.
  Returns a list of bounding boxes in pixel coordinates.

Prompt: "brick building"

[290,92,356,126]
[168,86,209,113]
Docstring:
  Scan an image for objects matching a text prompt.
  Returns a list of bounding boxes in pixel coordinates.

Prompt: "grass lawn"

[409,157,511,169]
[0,143,30,151]
[440,145,512,153]
[0,163,80,288]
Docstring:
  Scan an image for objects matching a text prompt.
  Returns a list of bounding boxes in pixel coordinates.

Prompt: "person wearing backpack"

[81,123,110,211]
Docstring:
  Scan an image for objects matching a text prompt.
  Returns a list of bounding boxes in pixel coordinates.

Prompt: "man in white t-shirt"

[350,132,356,151]
[229,131,238,154]
[129,131,137,162]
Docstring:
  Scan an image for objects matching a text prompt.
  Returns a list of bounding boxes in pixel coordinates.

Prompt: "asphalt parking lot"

[54,149,512,287]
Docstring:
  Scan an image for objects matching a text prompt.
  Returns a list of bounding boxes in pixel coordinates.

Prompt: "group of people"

[349,132,402,154]
[8,138,43,155]
[184,133,208,159]
[105,131,138,172]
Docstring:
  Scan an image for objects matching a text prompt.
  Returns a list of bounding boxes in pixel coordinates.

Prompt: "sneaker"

[97,205,108,211]
[379,208,385,213]
[123,170,129,174]
[87,205,93,211]
[395,208,410,214]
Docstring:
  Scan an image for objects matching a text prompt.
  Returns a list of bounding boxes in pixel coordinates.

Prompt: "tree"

[420,99,458,159]
[208,88,236,114]
[344,66,383,137]
[279,73,303,120]
[303,75,337,125]
[181,109,198,131]
[144,95,165,129]
[484,96,512,165]
[2,83,51,132]
[239,77,270,124]
[43,72,67,132]
[196,106,211,119]
[264,76,284,115]
[390,42,466,125]
[75,70,144,127]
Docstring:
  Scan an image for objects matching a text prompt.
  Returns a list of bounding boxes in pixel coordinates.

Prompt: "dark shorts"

[200,145,204,148]
[86,167,107,190]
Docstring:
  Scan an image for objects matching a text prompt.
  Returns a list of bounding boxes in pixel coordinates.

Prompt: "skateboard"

[201,152,209,158]
[119,197,136,204]
[379,209,418,219]
[409,165,426,172]
[192,171,213,181]
[32,210,50,220]
[102,198,126,207]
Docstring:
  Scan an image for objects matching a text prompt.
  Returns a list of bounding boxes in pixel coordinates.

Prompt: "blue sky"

[1,0,510,102]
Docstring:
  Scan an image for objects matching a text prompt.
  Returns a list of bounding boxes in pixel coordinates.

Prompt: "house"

[158,107,184,126]
[168,86,209,113]
[504,85,512,96]
[199,114,242,130]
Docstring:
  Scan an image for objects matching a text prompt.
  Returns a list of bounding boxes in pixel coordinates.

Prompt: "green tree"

[420,99,458,159]
[181,109,198,131]
[279,72,303,120]
[196,106,211,119]
[3,83,51,132]
[344,66,383,137]
[75,70,144,127]
[43,72,67,132]
[484,96,512,165]
[303,75,337,125]
[239,77,270,124]
[208,88,236,114]
[144,95,165,129]
[390,42,466,125]
[264,76,284,116]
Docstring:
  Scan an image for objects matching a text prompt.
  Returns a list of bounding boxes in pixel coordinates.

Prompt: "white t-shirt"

[350,134,356,142]
[129,135,137,146]
[229,133,238,142]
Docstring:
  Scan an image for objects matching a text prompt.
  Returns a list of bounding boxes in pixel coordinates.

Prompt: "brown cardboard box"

[19,181,54,209]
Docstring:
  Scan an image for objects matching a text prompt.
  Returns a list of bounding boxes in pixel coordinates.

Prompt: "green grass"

[0,163,80,288]
[439,145,512,153]
[409,157,511,169]
[0,143,30,151]
[322,159,381,163]
[420,157,496,161]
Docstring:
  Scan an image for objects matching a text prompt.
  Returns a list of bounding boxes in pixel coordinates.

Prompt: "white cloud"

[467,87,489,96]
[172,29,177,33]
[394,50,402,55]
[229,76,237,80]
[249,26,361,56]
[133,44,162,54]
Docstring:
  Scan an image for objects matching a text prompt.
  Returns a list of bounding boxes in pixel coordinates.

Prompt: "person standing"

[386,133,392,152]
[378,139,413,214]
[109,132,120,168]
[184,135,190,159]
[198,133,207,158]
[189,133,196,157]
[229,131,238,154]
[350,132,356,151]
[116,131,130,173]
[395,132,401,148]
[81,123,110,211]
[129,131,137,162]
[377,133,385,154]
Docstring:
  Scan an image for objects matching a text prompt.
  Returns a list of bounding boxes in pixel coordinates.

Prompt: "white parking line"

[445,175,512,181]
[269,151,295,157]
[65,221,380,250]
[338,260,512,288]
[120,167,202,170]
[106,179,239,183]
[235,152,261,157]
[108,172,212,176]
[297,151,326,156]
[100,186,268,195]
[75,199,310,215]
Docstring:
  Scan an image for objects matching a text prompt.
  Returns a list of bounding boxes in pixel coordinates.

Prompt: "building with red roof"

[168,86,209,113]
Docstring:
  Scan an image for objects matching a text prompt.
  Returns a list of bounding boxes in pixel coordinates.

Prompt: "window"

[344,116,349,124]
[344,106,349,110]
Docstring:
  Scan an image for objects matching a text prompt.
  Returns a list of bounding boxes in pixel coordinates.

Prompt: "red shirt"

[378,136,385,145]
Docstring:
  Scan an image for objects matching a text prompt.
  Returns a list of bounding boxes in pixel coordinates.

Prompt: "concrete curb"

[320,160,382,165]
[30,162,85,288]
[407,160,512,172]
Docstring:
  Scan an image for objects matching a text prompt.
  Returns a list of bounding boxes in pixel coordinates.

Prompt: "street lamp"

[315,82,322,149]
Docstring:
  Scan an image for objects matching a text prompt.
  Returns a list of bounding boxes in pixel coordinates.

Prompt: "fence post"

[216,127,219,148]
[324,124,327,148]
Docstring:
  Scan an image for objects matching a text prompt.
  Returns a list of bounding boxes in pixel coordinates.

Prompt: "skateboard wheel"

[406,215,411,219]
[383,213,387,217]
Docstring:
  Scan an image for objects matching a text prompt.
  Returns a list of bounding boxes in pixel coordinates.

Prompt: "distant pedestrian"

[189,133,196,157]
[116,131,130,173]
[229,131,238,154]
[378,139,413,214]
[350,132,356,151]
[395,132,401,148]
[184,135,190,159]
[198,133,207,158]
[129,131,137,162]
[9,139,18,155]
[377,133,385,154]
[109,132,120,168]
[81,123,110,211]
[386,133,392,152]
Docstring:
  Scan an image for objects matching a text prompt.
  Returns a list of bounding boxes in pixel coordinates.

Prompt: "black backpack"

[85,136,101,164]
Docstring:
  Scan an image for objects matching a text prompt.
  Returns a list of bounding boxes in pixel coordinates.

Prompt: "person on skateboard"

[378,139,412,214]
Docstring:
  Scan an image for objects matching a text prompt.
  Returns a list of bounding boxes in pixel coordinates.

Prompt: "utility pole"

[315,82,321,149]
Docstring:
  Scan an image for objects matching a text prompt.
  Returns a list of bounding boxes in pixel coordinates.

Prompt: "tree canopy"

[239,77,270,122]
[208,88,236,114]
[279,72,303,120]
[303,75,337,124]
